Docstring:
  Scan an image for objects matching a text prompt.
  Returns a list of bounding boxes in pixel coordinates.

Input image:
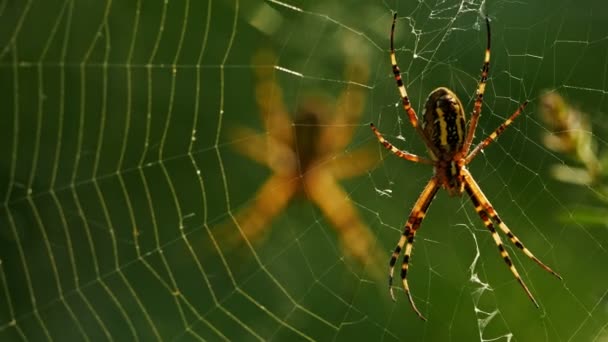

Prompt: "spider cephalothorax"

[370,13,562,320]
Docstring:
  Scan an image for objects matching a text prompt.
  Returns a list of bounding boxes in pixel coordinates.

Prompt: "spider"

[221,49,387,281]
[370,13,563,320]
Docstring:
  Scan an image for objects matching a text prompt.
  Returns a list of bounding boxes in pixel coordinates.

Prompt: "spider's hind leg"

[463,178,538,306]
[389,177,439,320]
[462,169,562,307]
[492,216,562,280]
[464,171,562,280]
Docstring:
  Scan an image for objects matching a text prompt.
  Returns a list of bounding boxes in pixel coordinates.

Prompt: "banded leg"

[464,169,562,280]
[463,172,538,307]
[465,101,528,164]
[389,177,439,320]
[370,123,432,164]
[463,17,492,154]
[390,13,438,159]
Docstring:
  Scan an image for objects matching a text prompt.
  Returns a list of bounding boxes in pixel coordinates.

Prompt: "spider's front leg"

[463,17,492,154]
[389,13,438,159]
[390,13,420,131]
[389,177,439,321]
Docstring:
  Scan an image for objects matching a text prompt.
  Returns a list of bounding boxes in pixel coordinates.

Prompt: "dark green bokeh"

[1,0,607,341]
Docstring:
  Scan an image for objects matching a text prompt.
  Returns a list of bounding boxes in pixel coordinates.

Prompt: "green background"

[1,0,607,340]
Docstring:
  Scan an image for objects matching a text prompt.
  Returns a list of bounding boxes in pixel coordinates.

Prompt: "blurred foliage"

[539,90,608,226]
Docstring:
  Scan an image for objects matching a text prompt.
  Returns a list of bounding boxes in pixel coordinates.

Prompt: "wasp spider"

[370,13,562,320]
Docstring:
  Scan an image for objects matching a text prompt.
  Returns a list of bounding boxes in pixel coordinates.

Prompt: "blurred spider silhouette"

[223,49,384,278]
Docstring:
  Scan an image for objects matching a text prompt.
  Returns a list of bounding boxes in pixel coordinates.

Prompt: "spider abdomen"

[422,87,466,157]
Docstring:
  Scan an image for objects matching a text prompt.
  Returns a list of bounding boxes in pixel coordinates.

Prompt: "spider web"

[1,0,607,340]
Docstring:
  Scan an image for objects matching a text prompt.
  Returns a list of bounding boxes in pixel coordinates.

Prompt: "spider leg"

[465,101,528,164]
[370,123,433,164]
[463,169,562,280]
[322,58,369,153]
[390,13,439,159]
[463,17,492,154]
[252,49,294,145]
[389,177,439,320]
[463,170,542,307]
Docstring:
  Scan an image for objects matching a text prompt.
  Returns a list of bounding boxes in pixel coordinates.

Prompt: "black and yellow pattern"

[387,178,439,319]
[370,13,562,321]
[422,87,466,155]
